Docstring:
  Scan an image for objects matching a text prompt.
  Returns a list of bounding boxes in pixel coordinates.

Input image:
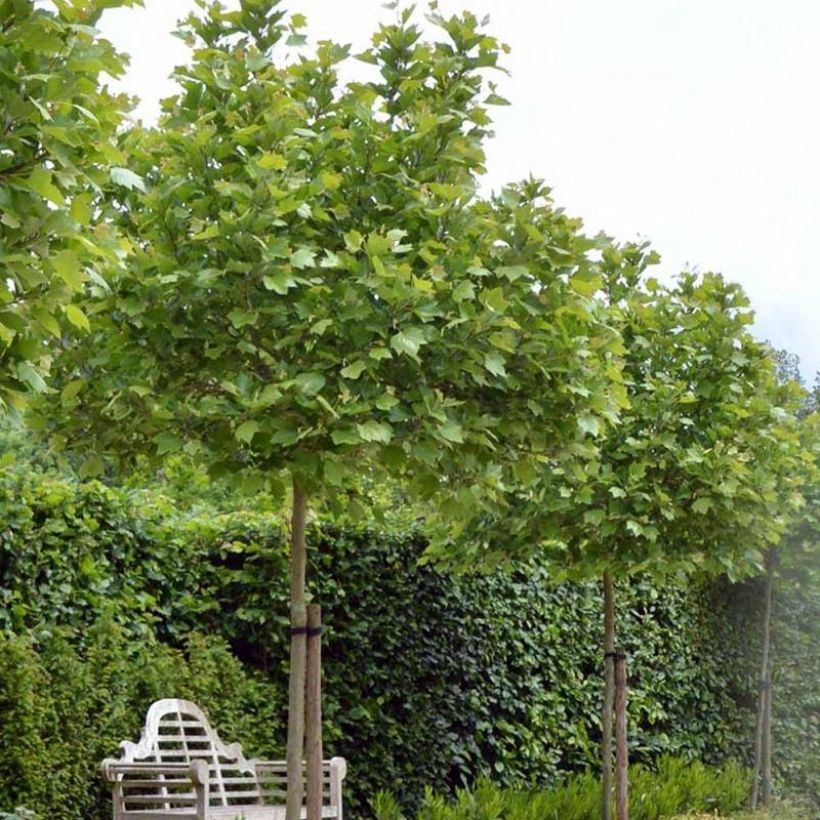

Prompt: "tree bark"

[750,550,775,810]
[305,604,323,820]
[614,652,629,820]
[286,479,309,820]
[602,570,615,820]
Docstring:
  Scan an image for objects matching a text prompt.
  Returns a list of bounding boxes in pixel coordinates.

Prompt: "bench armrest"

[253,758,346,819]
[101,758,209,816]
[253,757,346,779]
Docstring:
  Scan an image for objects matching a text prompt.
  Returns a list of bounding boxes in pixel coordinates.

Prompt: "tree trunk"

[614,652,629,820]
[750,550,774,810]
[305,604,323,820]
[286,479,309,820]
[602,570,615,820]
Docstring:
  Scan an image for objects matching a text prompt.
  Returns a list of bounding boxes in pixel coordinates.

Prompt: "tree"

[37,2,627,814]
[0,0,139,414]
[749,357,818,809]
[430,246,808,820]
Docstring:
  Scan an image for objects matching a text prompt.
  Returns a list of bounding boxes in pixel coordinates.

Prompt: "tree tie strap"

[290,626,323,637]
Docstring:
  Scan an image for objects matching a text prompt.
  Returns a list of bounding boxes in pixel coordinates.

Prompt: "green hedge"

[0,469,817,816]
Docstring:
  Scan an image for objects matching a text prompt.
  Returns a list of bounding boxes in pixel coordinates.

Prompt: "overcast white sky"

[99,0,819,381]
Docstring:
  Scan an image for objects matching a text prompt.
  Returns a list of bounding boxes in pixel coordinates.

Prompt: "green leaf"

[626,520,644,537]
[496,265,528,282]
[483,351,507,378]
[344,230,363,253]
[110,166,146,192]
[16,362,48,393]
[569,274,602,297]
[390,327,427,360]
[438,420,464,443]
[578,414,600,438]
[63,304,90,332]
[356,420,393,443]
[452,281,475,302]
[257,151,287,170]
[310,318,333,336]
[263,271,296,294]
[583,509,606,526]
[70,192,93,225]
[155,433,182,455]
[52,250,87,290]
[294,372,326,396]
[27,167,64,205]
[290,247,316,269]
[482,287,507,312]
[692,497,713,514]
[60,379,85,401]
[235,420,260,444]
[331,427,360,446]
[341,361,367,380]
[227,309,258,328]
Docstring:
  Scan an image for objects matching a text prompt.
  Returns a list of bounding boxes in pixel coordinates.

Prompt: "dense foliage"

[40,0,624,535]
[0,468,816,816]
[0,0,139,412]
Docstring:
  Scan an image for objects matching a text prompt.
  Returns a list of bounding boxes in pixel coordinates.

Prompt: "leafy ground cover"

[372,757,751,819]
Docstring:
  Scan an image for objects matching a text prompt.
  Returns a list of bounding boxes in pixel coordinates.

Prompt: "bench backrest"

[118,698,343,811]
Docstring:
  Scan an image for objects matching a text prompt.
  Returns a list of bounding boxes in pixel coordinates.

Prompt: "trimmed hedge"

[0,469,817,816]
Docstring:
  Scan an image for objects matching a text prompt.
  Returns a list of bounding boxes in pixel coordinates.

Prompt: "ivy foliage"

[0,0,139,412]
[1,469,817,816]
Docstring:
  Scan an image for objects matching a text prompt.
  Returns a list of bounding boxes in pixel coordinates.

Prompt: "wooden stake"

[602,570,615,820]
[286,479,308,820]
[614,652,629,820]
[306,604,323,820]
[762,665,773,806]
[751,550,774,810]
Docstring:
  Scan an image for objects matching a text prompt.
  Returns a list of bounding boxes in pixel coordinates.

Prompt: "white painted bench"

[101,699,346,820]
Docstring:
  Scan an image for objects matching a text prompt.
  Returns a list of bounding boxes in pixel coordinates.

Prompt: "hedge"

[0,469,817,816]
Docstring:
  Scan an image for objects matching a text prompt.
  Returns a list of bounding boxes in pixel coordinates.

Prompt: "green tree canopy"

[41,1,626,521]
[0,0,139,414]
[435,247,808,580]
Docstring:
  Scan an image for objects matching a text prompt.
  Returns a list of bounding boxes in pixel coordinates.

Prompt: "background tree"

[37,2,627,814]
[430,247,809,820]
[749,358,818,809]
[0,0,140,414]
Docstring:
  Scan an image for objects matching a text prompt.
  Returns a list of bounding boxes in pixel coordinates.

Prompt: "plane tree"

[0,0,139,413]
[37,2,627,815]
[429,245,809,820]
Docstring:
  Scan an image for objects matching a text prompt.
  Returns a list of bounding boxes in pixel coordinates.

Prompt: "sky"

[99,0,820,382]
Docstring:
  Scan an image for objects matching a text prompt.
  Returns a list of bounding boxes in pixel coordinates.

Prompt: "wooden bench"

[101,699,346,819]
